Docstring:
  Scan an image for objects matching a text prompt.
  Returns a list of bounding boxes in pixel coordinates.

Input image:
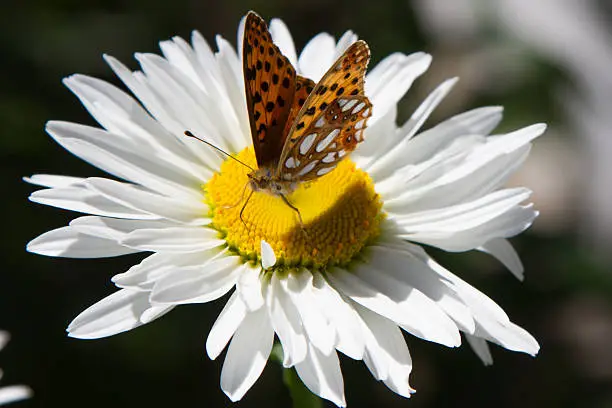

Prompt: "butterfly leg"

[239,189,255,230]
[223,182,250,210]
[280,193,308,237]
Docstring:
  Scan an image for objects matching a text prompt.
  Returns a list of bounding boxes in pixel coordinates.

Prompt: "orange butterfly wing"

[277,40,372,181]
[243,11,296,167]
[283,76,316,140]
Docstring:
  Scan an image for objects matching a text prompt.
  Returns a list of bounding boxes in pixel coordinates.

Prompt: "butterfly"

[240,11,373,225]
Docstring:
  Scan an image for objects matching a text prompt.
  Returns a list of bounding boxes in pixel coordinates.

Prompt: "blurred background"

[2,0,612,407]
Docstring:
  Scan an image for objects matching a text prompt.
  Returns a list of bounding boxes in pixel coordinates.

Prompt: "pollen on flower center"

[205,147,383,268]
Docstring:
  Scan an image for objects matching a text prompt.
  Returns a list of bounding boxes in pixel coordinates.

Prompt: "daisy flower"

[0,332,32,406]
[26,12,543,406]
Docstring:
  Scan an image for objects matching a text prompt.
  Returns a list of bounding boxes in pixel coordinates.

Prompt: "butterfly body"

[242,11,373,222]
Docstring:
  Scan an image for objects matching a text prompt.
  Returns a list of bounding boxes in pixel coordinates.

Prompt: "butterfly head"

[248,167,296,196]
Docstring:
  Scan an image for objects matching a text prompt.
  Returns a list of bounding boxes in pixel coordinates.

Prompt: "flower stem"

[272,343,322,408]
[283,367,323,408]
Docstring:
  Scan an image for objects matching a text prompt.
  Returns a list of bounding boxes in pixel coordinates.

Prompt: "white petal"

[85,176,208,226]
[121,226,223,253]
[386,144,531,213]
[63,73,213,181]
[352,262,462,343]
[27,226,139,258]
[473,319,539,357]
[213,37,250,151]
[103,55,212,165]
[207,291,247,360]
[67,289,152,339]
[364,77,458,177]
[29,186,159,220]
[285,271,336,356]
[267,274,307,367]
[221,307,274,402]
[365,53,402,91]
[260,240,276,269]
[394,188,535,251]
[215,36,243,108]
[377,134,484,205]
[354,103,397,169]
[311,273,365,360]
[0,386,32,405]
[364,242,475,333]
[151,256,242,304]
[140,305,174,324]
[406,242,510,324]
[334,31,358,58]
[236,16,245,56]
[46,121,203,200]
[393,106,504,169]
[422,251,540,355]
[269,19,298,68]
[160,37,247,154]
[24,174,84,188]
[366,52,432,125]
[385,124,545,212]
[465,334,493,366]
[112,252,207,291]
[69,216,172,241]
[294,344,346,407]
[328,267,460,347]
[195,40,245,136]
[478,238,524,280]
[298,33,336,81]
[0,332,8,351]
[403,204,537,252]
[236,265,265,311]
[135,52,229,157]
[357,305,415,398]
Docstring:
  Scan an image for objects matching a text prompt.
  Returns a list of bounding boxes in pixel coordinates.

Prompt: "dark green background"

[2,1,611,407]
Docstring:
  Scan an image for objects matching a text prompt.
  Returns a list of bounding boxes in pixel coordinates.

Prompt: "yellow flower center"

[205,147,383,268]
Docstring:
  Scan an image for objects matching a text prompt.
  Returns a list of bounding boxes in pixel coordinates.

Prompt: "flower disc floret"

[206,147,383,267]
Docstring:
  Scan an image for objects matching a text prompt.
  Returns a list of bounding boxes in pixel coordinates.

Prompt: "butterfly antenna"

[184,130,255,172]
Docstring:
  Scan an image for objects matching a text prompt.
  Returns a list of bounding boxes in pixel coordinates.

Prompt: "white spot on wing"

[362,107,371,117]
[315,116,326,128]
[316,129,340,152]
[338,150,347,158]
[285,157,301,169]
[298,160,319,177]
[338,99,348,107]
[352,102,366,114]
[299,134,317,155]
[317,166,334,176]
[342,100,358,112]
[322,152,336,163]
[355,119,365,130]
